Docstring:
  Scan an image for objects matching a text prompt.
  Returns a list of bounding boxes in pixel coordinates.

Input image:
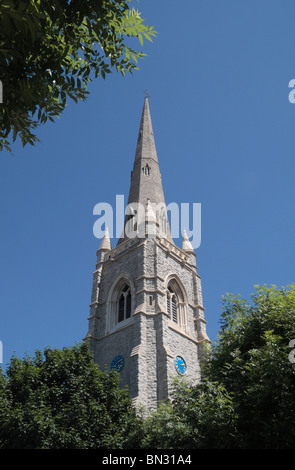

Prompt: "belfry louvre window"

[142,164,150,175]
[167,286,178,323]
[118,284,131,323]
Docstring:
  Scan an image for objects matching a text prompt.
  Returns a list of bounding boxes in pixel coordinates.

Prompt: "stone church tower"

[85,97,209,410]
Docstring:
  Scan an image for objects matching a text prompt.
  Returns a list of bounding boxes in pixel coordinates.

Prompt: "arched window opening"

[167,285,178,323]
[118,294,125,322]
[172,296,177,323]
[160,207,167,235]
[166,278,188,332]
[142,164,150,176]
[126,290,131,318]
[117,284,131,323]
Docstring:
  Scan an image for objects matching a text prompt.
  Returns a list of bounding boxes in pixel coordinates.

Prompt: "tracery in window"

[117,284,131,323]
[166,278,188,332]
[106,276,134,334]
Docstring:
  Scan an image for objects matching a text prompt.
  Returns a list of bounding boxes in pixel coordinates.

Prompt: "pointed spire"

[134,96,159,165]
[181,229,194,253]
[126,95,166,209]
[98,226,111,251]
[117,96,174,245]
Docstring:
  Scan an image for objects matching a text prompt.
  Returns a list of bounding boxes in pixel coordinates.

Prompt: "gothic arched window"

[106,277,134,334]
[160,206,167,235]
[142,164,150,176]
[166,278,188,332]
[118,284,132,323]
[167,285,178,323]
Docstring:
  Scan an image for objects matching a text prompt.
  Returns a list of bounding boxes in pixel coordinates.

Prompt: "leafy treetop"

[0,0,157,152]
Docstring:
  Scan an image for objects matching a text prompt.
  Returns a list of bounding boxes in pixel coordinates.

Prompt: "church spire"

[118,96,174,244]
[127,96,165,207]
[134,95,159,166]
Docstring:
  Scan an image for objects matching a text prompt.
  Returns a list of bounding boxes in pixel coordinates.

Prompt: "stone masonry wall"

[86,235,208,410]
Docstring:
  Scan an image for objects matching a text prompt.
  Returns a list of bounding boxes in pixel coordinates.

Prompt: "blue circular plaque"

[110,355,125,372]
[175,356,187,375]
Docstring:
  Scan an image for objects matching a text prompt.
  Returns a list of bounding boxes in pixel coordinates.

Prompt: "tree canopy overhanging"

[0,0,157,152]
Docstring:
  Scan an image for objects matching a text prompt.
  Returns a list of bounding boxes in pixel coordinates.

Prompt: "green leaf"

[0,0,157,152]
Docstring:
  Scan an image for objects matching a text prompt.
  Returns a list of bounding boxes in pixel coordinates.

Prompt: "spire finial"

[182,229,194,253]
[144,89,149,99]
[98,226,112,251]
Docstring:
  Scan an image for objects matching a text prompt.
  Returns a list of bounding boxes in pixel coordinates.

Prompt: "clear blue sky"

[1,0,295,367]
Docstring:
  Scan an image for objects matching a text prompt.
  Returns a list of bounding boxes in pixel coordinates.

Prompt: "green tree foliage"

[2,285,294,449]
[140,285,295,449]
[209,284,295,448]
[0,0,156,152]
[0,343,140,449]
[141,378,238,449]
